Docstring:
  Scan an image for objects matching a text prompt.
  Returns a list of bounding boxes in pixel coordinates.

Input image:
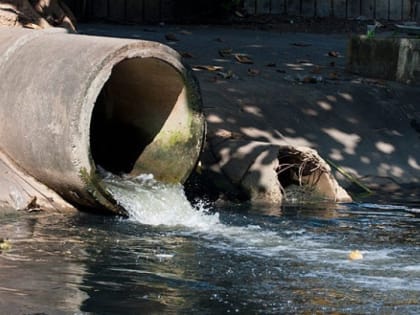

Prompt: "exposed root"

[276,146,328,191]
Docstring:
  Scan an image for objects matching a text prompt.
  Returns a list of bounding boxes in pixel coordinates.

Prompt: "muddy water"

[0,177,419,314]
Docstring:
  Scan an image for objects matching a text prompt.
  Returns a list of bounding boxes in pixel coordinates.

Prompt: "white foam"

[103,174,220,228]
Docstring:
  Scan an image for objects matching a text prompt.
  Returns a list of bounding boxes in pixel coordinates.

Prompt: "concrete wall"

[243,0,418,20]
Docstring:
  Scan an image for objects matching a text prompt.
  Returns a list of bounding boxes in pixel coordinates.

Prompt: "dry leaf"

[247,68,260,76]
[218,48,233,57]
[290,42,312,47]
[234,54,253,64]
[328,51,340,57]
[328,72,339,80]
[192,65,224,72]
[297,59,311,64]
[310,66,322,74]
[266,63,276,67]
[179,30,192,35]
[180,52,194,58]
[165,33,179,41]
[217,70,236,79]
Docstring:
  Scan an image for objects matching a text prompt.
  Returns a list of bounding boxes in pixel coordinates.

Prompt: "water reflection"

[0,202,419,314]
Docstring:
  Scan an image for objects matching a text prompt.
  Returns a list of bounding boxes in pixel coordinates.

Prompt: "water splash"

[103,173,220,228]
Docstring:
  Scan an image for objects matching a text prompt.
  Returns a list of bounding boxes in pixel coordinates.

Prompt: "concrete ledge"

[347,36,420,84]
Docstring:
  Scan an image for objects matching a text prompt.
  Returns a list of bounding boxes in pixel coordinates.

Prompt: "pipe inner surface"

[90,57,185,175]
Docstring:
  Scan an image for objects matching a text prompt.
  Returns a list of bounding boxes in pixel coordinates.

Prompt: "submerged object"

[0,27,205,214]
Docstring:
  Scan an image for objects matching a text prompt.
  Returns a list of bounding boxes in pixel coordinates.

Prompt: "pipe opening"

[90,57,185,175]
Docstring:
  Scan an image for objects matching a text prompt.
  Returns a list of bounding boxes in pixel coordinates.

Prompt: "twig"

[326,159,372,195]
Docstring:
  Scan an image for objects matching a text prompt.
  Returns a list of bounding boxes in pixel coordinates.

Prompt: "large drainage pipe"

[0,27,205,214]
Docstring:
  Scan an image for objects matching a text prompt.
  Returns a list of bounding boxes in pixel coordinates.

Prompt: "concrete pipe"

[0,27,205,214]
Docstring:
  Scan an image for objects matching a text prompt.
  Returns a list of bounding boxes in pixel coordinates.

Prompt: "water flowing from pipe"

[102,173,220,228]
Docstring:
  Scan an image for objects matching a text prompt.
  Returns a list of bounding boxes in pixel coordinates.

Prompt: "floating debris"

[192,65,224,72]
[290,42,312,47]
[284,74,324,84]
[0,238,11,252]
[348,250,364,260]
[218,48,233,57]
[165,33,179,41]
[247,68,260,76]
[180,51,194,58]
[328,51,340,58]
[234,54,253,64]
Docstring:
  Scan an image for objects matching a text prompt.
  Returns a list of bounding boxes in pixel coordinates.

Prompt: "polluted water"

[0,170,418,314]
[102,172,289,251]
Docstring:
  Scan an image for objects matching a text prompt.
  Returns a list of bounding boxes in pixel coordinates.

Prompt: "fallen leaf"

[328,51,340,57]
[290,42,312,47]
[310,65,322,74]
[247,68,260,76]
[165,33,179,41]
[23,23,42,30]
[217,70,237,79]
[180,51,194,58]
[179,30,192,35]
[217,130,242,139]
[234,10,245,18]
[328,72,339,80]
[215,37,224,42]
[297,59,311,64]
[266,63,276,67]
[234,54,253,64]
[192,65,224,72]
[302,76,318,84]
[24,196,42,212]
[329,61,336,67]
[218,48,233,57]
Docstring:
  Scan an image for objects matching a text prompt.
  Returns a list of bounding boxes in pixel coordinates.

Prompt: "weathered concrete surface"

[78,24,420,203]
[0,27,205,213]
[0,149,75,211]
[348,36,420,84]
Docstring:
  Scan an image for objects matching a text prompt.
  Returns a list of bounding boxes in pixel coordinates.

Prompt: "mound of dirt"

[0,0,76,31]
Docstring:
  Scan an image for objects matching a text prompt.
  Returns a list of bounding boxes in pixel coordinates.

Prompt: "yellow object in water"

[0,239,11,251]
[348,250,363,260]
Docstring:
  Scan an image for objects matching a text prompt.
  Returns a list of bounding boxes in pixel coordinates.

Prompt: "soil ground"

[79,22,420,202]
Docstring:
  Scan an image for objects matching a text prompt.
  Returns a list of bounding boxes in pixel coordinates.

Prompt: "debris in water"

[247,68,260,76]
[348,250,363,260]
[0,238,11,252]
[328,51,340,58]
[218,48,233,57]
[234,54,253,64]
[165,33,179,41]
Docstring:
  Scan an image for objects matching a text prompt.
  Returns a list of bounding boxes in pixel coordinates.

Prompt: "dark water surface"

[1,196,419,315]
